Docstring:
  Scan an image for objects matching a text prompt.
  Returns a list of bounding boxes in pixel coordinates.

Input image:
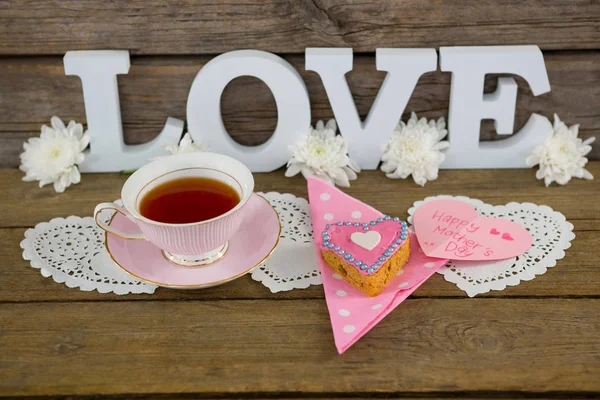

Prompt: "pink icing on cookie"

[320,217,409,275]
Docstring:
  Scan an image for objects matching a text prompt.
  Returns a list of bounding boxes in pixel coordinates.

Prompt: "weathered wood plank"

[0,299,598,396]
[1,166,598,302]
[2,227,599,303]
[0,0,598,55]
[2,166,599,229]
[2,397,587,400]
[1,52,598,168]
[5,398,582,400]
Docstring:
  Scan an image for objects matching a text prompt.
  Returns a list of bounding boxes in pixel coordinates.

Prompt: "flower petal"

[424,164,439,181]
[432,141,450,151]
[412,173,427,187]
[436,117,446,131]
[50,116,66,131]
[535,168,546,180]
[285,162,302,177]
[380,162,397,174]
[164,144,178,155]
[75,152,85,164]
[41,124,53,137]
[300,166,315,180]
[53,179,66,193]
[347,158,361,173]
[79,134,91,152]
[409,112,418,124]
[70,167,81,184]
[437,129,448,141]
[333,169,350,187]
[552,114,562,130]
[579,144,592,156]
[343,166,357,181]
[582,169,594,180]
[526,155,540,167]
[40,126,56,141]
[325,119,337,133]
[582,136,596,146]
[556,173,571,185]
[397,168,411,179]
[179,132,193,147]
[69,121,84,138]
[569,124,580,137]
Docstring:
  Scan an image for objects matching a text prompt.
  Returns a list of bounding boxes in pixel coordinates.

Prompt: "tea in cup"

[94,152,254,267]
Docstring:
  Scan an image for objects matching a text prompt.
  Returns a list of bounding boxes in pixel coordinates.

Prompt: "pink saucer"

[105,194,281,289]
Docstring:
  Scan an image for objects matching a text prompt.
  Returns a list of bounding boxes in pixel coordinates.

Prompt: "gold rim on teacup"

[104,195,282,288]
[94,152,255,268]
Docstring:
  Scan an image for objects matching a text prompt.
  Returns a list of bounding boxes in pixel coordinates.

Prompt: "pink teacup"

[94,152,254,267]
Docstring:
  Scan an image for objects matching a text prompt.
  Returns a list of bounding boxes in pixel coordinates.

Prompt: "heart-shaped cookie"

[413,199,532,261]
[320,217,408,275]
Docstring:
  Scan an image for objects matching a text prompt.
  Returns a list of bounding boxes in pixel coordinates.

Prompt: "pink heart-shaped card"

[413,199,532,261]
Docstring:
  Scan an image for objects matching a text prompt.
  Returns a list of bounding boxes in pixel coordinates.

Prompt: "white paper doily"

[251,192,321,292]
[20,209,157,295]
[407,195,575,297]
[20,193,320,295]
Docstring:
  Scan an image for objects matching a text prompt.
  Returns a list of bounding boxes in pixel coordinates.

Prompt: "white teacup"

[94,152,254,267]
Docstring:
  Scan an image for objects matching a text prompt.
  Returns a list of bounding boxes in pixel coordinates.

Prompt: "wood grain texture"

[0,299,598,396]
[1,167,599,398]
[1,1,599,397]
[0,0,598,55]
[2,227,599,303]
[1,52,599,167]
[0,398,559,400]
[2,165,599,229]
[1,165,598,302]
[6,398,584,400]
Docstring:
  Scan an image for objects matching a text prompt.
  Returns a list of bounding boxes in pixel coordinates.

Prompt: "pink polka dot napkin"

[307,177,448,354]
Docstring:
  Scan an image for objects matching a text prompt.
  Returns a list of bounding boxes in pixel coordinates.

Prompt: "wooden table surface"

[1,165,599,399]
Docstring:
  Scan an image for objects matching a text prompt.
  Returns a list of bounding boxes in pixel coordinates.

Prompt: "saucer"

[105,194,281,289]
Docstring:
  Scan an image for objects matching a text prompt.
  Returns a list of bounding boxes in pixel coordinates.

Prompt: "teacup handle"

[94,202,146,240]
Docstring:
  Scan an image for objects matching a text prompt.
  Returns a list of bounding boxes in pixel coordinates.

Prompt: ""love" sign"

[63,46,552,173]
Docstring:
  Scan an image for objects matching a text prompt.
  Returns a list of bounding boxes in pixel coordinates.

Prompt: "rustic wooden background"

[0,0,599,167]
[1,167,599,397]
[1,2,599,398]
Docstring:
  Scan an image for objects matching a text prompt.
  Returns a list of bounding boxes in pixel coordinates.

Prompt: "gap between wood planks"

[1,295,600,305]
[1,167,600,228]
[0,0,598,55]
[3,390,599,399]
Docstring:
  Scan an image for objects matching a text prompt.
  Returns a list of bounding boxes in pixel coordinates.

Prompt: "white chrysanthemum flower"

[285,119,360,187]
[164,132,205,155]
[380,112,449,187]
[526,114,595,186]
[19,116,90,193]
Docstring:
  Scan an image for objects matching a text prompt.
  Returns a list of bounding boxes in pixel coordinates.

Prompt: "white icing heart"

[350,231,381,251]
